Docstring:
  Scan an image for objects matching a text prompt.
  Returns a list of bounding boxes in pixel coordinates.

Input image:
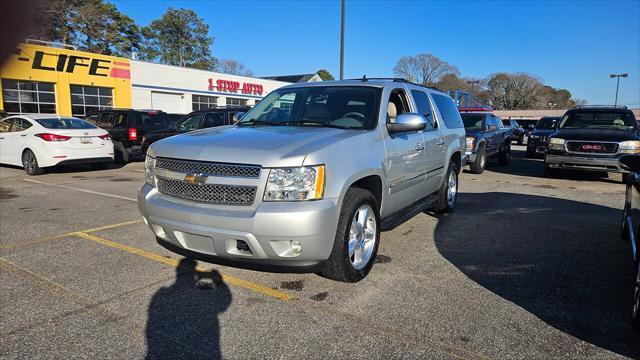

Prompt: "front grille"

[157,178,257,205]
[156,158,261,178]
[566,141,618,154]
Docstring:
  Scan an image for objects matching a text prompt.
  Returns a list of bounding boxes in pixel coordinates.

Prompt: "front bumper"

[137,184,340,272]
[465,151,477,163]
[527,140,547,154]
[545,154,628,173]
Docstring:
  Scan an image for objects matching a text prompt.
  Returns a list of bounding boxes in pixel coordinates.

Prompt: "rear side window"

[13,118,32,132]
[410,90,435,130]
[431,94,464,129]
[114,113,127,128]
[136,112,168,128]
[0,119,13,132]
[203,112,225,128]
[35,118,97,129]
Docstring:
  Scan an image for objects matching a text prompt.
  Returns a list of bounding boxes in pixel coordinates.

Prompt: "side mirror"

[620,155,640,173]
[528,124,535,131]
[234,112,246,123]
[488,125,497,132]
[387,113,427,134]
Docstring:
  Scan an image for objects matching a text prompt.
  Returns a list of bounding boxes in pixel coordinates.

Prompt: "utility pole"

[340,0,345,80]
[609,73,629,106]
[466,80,480,93]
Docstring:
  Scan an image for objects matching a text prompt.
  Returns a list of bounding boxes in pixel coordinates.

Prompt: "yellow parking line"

[0,220,143,251]
[72,232,295,301]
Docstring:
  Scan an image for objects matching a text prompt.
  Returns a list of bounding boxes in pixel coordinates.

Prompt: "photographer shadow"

[146,259,232,359]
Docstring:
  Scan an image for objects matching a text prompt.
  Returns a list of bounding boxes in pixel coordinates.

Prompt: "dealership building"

[0,42,289,117]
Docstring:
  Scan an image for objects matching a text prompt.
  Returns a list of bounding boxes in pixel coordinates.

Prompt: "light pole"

[340,0,345,80]
[610,73,628,106]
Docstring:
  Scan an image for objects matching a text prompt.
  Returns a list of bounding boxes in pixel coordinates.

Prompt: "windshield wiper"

[237,119,286,126]
[289,121,349,129]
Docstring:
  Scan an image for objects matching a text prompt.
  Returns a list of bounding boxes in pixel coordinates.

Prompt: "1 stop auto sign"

[208,78,263,95]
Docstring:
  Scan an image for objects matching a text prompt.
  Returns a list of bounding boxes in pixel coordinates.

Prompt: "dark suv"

[501,118,525,144]
[140,106,250,153]
[85,109,170,163]
[526,116,560,157]
[545,106,639,181]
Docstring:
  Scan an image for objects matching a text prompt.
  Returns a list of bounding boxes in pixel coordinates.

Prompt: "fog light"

[290,240,302,254]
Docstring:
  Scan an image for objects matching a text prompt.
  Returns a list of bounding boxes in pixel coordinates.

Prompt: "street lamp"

[610,73,629,106]
[340,0,345,80]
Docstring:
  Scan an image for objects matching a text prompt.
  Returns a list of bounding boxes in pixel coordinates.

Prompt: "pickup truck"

[138,79,466,282]
[461,111,512,174]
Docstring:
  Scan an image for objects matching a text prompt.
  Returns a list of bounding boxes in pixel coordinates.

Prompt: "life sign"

[208,78,263,95]
[23,50,112,77]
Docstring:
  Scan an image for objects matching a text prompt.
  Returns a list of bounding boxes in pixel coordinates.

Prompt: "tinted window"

[238,86,381,130]
[559,110,637,130]
[178,114,203,132]
[460,113,484,130]
[136,111,168,128]
[410,90,435,130]
[114,113,127,128]
[536,117,559,130]
[501,118,511,127]
[35,118,97,129]
[85,113,100,125]
[431,94,464,129]
[203,112,225,128]
[0,119,13,132]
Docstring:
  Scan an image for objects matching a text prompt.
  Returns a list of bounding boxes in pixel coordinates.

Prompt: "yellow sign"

[0,43,132,116]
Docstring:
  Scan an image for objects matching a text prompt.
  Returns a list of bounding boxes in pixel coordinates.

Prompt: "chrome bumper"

[545,154,627,173]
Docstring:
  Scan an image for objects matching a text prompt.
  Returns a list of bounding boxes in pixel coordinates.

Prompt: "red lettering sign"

[208,78,263,95]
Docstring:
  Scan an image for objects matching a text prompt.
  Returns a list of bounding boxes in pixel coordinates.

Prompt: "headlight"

[264,165,325,201]
[465,137,475,152]
[548,138,565,150]
[620,141,640,154]
[145,155,156,187]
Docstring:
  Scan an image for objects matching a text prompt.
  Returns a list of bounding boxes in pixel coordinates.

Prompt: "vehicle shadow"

[433,192,639,358]
[146,259,232,359]
[482,147,623,185]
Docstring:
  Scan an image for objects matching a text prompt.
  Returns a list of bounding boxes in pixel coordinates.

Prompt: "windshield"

[237,86,381,130]
[559,111,636,130]
[35,118,97,129]
[536,117,560,130]
[460,113,485,130]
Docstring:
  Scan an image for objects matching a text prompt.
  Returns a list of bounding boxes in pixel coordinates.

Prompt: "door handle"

[414,143,425,151]
[436,140,445,146]
[20,134,27,137]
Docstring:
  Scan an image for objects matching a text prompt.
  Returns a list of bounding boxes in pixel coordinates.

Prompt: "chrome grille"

[157,178,257,205]
[566,141,618,154]
[155,158,260,178]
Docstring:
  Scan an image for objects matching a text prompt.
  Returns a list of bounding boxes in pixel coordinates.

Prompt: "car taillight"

[35,133,71,142]
[99,134,111,140]
[128,128,138,141]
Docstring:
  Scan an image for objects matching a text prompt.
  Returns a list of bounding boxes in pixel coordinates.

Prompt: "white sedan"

[0,114,114,175]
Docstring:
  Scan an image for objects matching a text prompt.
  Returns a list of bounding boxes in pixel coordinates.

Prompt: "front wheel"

[322,188,380,283]
[469,145,486,174]
[22,149,44,175]
[435,161,459,213]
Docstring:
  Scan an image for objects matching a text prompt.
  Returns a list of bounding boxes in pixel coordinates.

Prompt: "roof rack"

[572,105,628,109]
[348,76,441,91]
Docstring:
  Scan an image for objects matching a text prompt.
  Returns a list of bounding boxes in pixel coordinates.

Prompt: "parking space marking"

[0,220,144,251]
[72,232,295,301]
[23,178,137,202]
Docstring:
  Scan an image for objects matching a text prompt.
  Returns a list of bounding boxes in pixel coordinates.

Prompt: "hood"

[530,129,556,137]
[149,125,361,167]
[551,128,639,142]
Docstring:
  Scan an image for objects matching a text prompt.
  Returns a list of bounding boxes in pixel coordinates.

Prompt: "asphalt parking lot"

[1,145,639,359]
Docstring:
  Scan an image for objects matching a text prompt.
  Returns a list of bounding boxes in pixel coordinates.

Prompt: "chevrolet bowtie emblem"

[184,173,207,185]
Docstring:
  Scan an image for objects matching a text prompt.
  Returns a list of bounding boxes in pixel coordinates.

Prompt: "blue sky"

[111,0,640,107]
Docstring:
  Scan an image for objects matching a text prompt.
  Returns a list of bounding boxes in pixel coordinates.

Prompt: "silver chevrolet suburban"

[138,79,466,282]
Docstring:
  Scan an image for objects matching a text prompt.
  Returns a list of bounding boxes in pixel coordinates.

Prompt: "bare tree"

[218,59,253,77]
[487,72,541,110]
[393,53,459,85]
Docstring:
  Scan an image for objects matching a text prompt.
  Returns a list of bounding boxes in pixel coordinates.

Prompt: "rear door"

[0,118,15,163]
[410,89,444,197]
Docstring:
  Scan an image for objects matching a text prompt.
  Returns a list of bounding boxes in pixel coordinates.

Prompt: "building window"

[2,79,56,114]
[193,95,218,110]
[70,85,113,117]
[226,97,247,106]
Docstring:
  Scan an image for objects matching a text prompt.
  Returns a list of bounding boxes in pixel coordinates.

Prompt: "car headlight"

[620,141,640,154]
[145,155,156,187]
[264,165,325,201]
[465,136,475,152]
[548,138,565,150]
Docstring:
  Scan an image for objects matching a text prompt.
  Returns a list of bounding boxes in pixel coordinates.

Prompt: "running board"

[380,194,438,231]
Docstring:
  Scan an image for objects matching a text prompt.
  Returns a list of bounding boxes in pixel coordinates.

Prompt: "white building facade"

[130,61,289,113]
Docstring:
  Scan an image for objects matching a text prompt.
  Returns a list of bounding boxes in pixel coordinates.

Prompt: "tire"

[322,188,380,283]
[90,162,109,171]
[632,262,640,332]
[115,148,129,164]
[435,161,459,213]
[544,164,558,178]
[469,145,486,174]
[497,143,511,166]
[22,149,44,176]
[623,173,630,184]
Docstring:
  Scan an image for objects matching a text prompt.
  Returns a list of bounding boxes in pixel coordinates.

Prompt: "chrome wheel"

[348,204,377,270]
[447,170,458,208]
[22,151,36,173]
[480,152,486,169]
[634,264,640,321]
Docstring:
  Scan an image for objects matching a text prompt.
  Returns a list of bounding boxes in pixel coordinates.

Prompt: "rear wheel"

[322,188,380,283]
[22,149,44,176]
[435,161,459,213]
[469,145,486,174]
[497,144,511,165]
